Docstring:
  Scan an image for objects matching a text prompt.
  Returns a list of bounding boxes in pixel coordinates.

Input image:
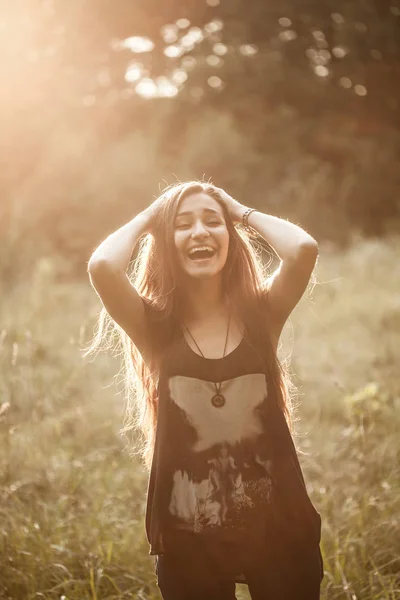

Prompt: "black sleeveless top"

[142,300,323,584]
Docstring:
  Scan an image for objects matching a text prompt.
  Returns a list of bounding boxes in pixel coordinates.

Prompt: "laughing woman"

[86,181,323,600]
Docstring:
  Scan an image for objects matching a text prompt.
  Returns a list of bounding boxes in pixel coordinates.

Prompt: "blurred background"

[0,1,399,598]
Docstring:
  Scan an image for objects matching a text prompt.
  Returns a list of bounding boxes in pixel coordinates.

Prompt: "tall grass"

[0,238,399,599]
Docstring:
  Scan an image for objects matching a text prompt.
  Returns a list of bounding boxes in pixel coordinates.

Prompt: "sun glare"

[122,36,155,53]
[125,63,143,83]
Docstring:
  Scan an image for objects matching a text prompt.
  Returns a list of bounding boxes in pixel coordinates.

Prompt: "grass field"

[0,237,399,599]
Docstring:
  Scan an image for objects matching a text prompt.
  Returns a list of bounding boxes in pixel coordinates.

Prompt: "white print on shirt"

[167,374,272,531]
[168,447,272,531]
[168,373,267,452]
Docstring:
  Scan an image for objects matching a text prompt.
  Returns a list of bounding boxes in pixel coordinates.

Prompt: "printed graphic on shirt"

[168,373,267,452]
[167,374,273,533]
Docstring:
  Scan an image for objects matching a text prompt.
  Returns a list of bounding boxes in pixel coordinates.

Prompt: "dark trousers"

[155,539,322,600]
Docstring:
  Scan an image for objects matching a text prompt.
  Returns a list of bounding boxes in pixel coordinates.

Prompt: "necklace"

[184,312,231,408]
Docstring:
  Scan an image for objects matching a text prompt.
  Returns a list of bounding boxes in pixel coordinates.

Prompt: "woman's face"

[173,191,230,281]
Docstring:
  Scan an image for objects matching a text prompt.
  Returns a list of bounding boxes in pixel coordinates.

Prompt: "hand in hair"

[212,186,249,225]
[143,196,165,235]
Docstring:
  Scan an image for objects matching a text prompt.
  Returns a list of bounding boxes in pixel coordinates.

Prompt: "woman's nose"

[191,220,209,238]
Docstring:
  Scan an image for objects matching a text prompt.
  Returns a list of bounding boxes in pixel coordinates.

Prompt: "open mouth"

[187,246,216,261]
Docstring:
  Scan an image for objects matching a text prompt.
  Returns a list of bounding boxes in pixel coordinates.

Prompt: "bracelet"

[242,208,257,232]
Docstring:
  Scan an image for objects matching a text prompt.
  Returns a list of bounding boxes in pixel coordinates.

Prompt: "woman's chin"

[185,268,220,280]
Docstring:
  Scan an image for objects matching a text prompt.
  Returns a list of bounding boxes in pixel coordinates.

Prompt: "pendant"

[211,393,226,408]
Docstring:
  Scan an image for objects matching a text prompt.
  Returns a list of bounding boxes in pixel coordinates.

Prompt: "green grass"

[0,237,399,599]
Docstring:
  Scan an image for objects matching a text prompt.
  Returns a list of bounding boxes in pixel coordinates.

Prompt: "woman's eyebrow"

[176,208,222,217]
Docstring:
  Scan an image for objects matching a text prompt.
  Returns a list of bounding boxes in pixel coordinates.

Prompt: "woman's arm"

[241,210,318,328]
[216,188,318,331]
[88,209,152,273]
[87,208,154,360]
[240,210,318,261]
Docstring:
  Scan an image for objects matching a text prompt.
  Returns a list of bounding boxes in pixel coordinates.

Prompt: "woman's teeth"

[187,246,216,261]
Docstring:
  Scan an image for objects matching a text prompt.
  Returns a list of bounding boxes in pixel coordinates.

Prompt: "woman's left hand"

[213,186,248,225]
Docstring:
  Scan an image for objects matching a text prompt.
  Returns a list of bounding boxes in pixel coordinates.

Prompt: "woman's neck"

[179,277,227,322]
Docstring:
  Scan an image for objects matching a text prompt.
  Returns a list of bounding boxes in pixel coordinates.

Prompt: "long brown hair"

[85,180,296,470]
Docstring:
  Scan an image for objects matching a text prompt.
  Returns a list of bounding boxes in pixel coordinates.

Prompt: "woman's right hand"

[141,196,163,235]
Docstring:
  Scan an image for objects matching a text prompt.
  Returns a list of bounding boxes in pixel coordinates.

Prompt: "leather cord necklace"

[184,311,231,408]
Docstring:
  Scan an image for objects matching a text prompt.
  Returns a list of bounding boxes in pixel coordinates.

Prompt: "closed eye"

[175,220,221,229]
[175,223,191,229]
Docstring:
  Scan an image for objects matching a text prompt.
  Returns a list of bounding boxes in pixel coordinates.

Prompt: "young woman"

[87,180,323,600]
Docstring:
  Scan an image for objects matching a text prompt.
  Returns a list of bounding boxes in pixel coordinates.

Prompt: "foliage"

[1,1,399,276]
